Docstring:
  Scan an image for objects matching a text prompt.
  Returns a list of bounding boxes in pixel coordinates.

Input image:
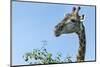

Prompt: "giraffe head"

[54,7,84,37]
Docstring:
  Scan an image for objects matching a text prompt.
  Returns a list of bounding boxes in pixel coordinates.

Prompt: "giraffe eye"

[71,19,76,22]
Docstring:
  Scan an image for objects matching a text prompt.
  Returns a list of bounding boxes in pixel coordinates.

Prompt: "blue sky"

[12,1,96,65]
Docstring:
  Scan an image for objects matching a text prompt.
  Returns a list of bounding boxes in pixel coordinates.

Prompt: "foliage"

[23,41,72,64]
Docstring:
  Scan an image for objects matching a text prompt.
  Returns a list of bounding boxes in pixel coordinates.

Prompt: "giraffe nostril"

[55,34,60,37]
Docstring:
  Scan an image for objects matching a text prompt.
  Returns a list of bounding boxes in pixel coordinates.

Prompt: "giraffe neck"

[76,24,86,62]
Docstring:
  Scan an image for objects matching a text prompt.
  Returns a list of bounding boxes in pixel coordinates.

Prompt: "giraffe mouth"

[54,28,60,37]
[55,34,60,37]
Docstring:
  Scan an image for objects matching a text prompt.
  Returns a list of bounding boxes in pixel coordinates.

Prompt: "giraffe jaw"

[61,22,80,34]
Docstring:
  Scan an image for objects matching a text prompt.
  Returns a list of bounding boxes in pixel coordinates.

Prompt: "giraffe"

[54,6,86,62]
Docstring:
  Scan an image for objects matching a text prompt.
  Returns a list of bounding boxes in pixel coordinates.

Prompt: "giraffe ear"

[82,14,84,19]
[80,14,85,22]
